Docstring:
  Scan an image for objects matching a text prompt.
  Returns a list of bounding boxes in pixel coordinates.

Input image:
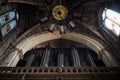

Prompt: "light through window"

[102,8,120,36]
[0,11,15,26]
[0,10,19,36]
[1,20,17,36]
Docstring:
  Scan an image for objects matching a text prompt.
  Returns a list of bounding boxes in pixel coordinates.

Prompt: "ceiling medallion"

[52,5,68,21]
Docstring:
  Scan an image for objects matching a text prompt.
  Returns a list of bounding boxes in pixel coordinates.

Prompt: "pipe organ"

[17,47,105,67]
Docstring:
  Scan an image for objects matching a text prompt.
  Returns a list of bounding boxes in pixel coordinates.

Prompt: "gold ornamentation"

[52,5,68,21]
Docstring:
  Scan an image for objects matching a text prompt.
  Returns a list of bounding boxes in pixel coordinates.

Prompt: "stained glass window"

[102,9,120,36]
[0,10,19,37]
[0,11,15,26]
[106,9,120,25]
[1,20,17,36]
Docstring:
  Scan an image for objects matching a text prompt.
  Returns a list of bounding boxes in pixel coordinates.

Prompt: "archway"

[1,32,118,67]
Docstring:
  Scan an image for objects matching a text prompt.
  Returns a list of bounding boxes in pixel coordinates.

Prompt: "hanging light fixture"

[59,25,65,34]
[74,13,82,18]
[40,0,82,34]
[69,21,76,28]
[40,17,48,23]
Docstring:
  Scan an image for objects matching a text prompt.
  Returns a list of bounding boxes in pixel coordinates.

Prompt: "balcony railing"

[0,67,120,80]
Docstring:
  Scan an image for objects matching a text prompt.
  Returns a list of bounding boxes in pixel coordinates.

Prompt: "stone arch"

[1,32,118,67]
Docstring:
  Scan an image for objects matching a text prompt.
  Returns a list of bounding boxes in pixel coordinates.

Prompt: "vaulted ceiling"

[0,0,120,63]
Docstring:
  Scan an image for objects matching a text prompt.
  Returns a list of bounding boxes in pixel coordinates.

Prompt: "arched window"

[102,8,120,36]
[0,9,19,37]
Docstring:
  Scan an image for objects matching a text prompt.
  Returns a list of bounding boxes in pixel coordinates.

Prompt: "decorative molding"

[17,49,23,60]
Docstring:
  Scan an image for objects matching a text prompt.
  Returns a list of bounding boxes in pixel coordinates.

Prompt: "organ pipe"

[71,47,81,66]
[40,47,50,67]
[25,54,35,66]
[86,52,96,67]
[57,52,64,67]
